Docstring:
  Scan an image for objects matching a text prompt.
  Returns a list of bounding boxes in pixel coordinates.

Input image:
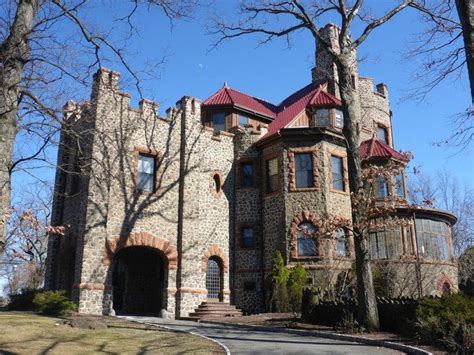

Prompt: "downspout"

[412,211,423,297]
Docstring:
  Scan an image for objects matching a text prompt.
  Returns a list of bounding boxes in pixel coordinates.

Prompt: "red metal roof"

[264,84,341,138]
[202,82,341,138]
[202,84,277,118]
[359,136,408,162]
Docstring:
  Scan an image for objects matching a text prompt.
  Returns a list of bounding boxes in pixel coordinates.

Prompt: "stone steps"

[185,301,242,320]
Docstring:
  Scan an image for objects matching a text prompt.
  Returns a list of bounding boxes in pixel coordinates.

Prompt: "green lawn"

[0,312,223,354]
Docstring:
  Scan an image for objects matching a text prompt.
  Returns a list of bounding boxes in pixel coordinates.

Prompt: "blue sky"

[12,1,474,206]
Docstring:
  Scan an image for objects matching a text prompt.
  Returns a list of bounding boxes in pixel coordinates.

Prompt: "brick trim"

[327,149,349,194]
[289,211,324,260]
[436,274,454,294]
[177,288,208,295]
[202,244,229,273]
[288,147,319,192]
[104,232,178,269]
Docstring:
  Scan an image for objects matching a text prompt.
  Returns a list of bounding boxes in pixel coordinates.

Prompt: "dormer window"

[315,109,330,127]
[212,112,226,133]
[314,108,344,129]
[238,113,250,126]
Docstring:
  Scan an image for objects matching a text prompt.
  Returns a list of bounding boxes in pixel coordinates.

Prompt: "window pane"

[297,223,317,256]
[394,174,405,197]
[415,218,450,260]
[331,156,344,191]
[295,153,313,188]
[138,155,155,174]
[376,177,389,198]
[370,233,378,259]
[315,109,330,127]
[137,154,155,192]
[242,227,254,248]
[377,126,388,144]
[238,114,250,126]
[212,112,226,133]
[266,158,279,193]
[137,172,154,192]
[335,110,344,128]
[336,228,347,257]
[241,162,253,187]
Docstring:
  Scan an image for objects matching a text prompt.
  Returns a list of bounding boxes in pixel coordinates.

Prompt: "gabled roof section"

[202,84,277,119]
[263,83,341,138]
[359,136,408,162]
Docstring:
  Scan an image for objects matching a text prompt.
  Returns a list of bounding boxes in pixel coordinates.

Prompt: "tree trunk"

[338,53,380,331]
[0,0,38,252]
[455,0,474,102]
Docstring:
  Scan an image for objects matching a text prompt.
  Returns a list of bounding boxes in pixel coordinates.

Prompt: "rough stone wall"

[358,77,392,144]
[280,136,354,289]
[50,68,235,317]
[233,127,264,314]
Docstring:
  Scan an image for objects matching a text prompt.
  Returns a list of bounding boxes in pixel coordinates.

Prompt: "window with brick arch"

[297,222,317,257]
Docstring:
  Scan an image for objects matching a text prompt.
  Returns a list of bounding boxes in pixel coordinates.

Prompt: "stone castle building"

[45,25,458,318]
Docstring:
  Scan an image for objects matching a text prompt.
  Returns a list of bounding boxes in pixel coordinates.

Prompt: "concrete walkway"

[120,316,404,354]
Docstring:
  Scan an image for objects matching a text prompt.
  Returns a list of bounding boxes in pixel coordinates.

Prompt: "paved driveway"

[120,316,404,354]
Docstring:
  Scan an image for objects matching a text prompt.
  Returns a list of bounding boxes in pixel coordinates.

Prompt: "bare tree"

[210,0,431,330]
[0,183,59,294]
[0,0,199,254]
[406,0,473,148]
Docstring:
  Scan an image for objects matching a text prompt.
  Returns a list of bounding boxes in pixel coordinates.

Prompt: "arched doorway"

[112,246,165,314]
[206,256,223,301]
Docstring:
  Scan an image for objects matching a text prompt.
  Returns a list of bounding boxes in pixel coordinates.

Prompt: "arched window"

[335,228,348,257]
[442,282,451,295]
[297,222,317,256]
[212,173,221,193]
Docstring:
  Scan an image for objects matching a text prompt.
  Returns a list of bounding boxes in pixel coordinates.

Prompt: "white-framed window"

[137,154,155,192]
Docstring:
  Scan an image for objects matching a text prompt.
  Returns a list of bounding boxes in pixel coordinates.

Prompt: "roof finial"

[223,81,229,88]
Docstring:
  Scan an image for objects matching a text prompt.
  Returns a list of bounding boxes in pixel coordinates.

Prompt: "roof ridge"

[226,86,276,107]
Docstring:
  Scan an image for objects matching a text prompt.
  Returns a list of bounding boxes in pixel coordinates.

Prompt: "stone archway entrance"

[206,256,223,301]
[112,246,165,314]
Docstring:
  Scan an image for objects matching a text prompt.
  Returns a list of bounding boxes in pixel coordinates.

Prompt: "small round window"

[212,174,221,193]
